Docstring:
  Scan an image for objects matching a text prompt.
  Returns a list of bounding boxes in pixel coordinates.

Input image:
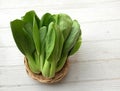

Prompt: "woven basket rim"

[24,57,69,83]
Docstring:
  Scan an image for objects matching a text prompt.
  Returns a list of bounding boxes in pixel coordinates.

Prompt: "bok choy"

[10,10,82,78]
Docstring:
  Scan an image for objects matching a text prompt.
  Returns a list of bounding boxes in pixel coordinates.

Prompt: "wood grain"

[0,0,120,91]
[1,21,120,47]
[1,59,120,86]
[0,3,120,28]
[0,40,120,66]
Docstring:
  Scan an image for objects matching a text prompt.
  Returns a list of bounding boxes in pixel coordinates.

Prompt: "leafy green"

[33,16,40,55]
[62,20,81,55]
[45,22,56,60]
[40,13,54,27]
[57,14,73,40]
[69,37,82,56]
[39,26,47,70]
[10,19,35,55]
[10,10,82,78]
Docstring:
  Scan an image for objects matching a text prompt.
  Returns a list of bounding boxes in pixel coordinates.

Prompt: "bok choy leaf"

[10,10,82,78]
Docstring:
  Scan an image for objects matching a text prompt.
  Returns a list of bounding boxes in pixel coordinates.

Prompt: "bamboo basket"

[24,57,69,83]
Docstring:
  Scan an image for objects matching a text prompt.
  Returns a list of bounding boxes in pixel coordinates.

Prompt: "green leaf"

[63,20,81,55]
[42,59,50,77]
[26,54,40,74]
[10,19,35,55]
[22,10,35,25]
[47,25,64,77]
[54,25,64,62]
[56,55,67,72]
[33,16,40,55]
[40,13,54,27]
[69,37,82,56]
[22,11,40,25]
[39,26,47,69]
[48,25,64,62]
[57,13,73,40]
[23,23,33,37]
[49,59,56,78]
[45,22,56,60]
[40,26,47,43]
[22,10,40,33]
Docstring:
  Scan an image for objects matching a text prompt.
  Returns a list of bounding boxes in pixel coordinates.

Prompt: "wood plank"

[1,59,120,87]
[1,79,120,91]
[0,0,119,9]
[0,47,23,66]
[0,30,15,47]
[0,4,120,28]
[81,20,120,41]
[0,1,120,91]
[70,39,120,62]
[1,21,120,47]
[0,40,120,66]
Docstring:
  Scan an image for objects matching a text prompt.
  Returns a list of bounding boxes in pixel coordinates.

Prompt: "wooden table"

[0,0,120,91]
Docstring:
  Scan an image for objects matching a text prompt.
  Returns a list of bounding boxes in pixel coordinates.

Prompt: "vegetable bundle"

[10,10,82,78]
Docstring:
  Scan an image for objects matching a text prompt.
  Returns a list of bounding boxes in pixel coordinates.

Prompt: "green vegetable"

[10,10,82,78]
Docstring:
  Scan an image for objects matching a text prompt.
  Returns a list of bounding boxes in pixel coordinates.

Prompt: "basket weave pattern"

[24,57,69,83]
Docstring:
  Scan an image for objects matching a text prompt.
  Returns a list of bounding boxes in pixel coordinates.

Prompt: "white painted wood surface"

[0,0,120,91]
